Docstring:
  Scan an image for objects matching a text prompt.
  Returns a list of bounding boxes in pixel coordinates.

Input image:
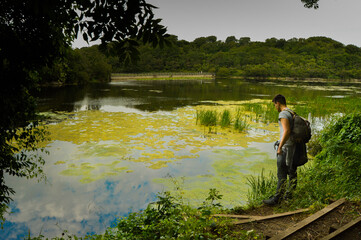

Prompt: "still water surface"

[2,79,361,239]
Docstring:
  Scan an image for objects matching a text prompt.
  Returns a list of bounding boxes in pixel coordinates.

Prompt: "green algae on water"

[45,101,279,184]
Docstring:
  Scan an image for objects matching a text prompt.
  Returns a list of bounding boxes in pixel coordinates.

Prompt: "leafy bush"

[296,113,361,205]
[27,189,265,239]
[216,67,231,78]
[321,113,361,144]
[304,113,361,200]
[95,190,234,240]
[306,132,322,157]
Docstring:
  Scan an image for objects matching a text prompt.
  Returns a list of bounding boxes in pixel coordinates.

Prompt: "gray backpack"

[286,109,312,143]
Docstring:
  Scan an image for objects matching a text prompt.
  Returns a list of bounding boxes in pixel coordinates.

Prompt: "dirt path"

[227,200,361,239]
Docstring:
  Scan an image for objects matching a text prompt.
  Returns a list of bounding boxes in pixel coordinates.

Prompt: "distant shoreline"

[41,74,361,87]
[111,72,215,81]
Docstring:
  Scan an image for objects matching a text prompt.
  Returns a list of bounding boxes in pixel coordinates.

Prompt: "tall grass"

[243,102,278,123]
[262,103,279,123]
[246,169,277,207]
[196,109,218,133]
[243,103,262,122]
[234,107,249,132]
[234,117,249,132]
[220,109,231,128]
[196,110,218,127]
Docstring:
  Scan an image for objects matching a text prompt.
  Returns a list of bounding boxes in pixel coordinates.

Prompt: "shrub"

[295,113,361,205]
[216,67,231,78]
[307,113,361,199]
[95,190,234,240]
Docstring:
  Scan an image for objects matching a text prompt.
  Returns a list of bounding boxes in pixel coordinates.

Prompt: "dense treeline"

[45,35,361,85]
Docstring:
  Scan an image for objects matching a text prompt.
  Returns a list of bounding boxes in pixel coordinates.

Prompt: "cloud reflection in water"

[3,160,163,239]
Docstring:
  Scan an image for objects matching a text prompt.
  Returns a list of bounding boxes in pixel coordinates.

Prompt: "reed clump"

[220,109,231,128]
[196,109,249,132]
[243,102,278,123]
[196,110,218,127]
[246,169,277,208]
[233,107,249,132]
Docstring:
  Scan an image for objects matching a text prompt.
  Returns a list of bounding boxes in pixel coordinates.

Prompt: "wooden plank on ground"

[321,215,361,240]
[214,208,310,224]
[269,198,346,240]
[213,214,252,219]
[233,209,310,224]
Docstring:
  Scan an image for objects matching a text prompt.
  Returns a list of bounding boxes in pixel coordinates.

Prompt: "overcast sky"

[72,0,361,48]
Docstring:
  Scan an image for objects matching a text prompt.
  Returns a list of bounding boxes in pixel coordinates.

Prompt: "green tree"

[224,36,238,51]
[206,36,217,43]
[345,44,361,55]
[192,37,208,48]
[301,0,319,9]
[0,0,168,215]
[69,46,112,82]
[239,37,251,46]
[216,67,232,78]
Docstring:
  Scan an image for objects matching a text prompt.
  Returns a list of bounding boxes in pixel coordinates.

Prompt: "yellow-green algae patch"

[54,161,66,165]
[153,147,276,206]
[76,141,129,159]
[60,161,130,183]
[45,99,279,184]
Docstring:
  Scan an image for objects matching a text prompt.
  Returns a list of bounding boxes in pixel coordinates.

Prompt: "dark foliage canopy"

[0,0,168,211]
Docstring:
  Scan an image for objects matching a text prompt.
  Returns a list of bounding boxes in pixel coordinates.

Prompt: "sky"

[72,0,361,48]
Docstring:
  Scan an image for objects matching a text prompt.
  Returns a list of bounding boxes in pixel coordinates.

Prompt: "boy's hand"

[273,140,280,150]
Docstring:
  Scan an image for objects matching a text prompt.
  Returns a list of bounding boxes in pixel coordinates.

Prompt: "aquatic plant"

[262,102,279,123]
[233,108,249,132]
[196,109,218,133]
[243,103,263,122]
[234,117,249,132]
[220,109,231,128]
[196,109,218,127]
[243,102,278,123]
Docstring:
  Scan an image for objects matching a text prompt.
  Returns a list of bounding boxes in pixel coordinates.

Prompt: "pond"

[2,79,361,239]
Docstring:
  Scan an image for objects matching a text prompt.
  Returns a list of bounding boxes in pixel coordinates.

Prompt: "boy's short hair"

[272,94,286,105]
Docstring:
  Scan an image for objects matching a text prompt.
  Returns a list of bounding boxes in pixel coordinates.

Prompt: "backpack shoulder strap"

[284,109,296,129]
[284,109,296,119]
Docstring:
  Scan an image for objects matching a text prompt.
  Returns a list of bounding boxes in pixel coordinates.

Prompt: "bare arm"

[278,118,291,154]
